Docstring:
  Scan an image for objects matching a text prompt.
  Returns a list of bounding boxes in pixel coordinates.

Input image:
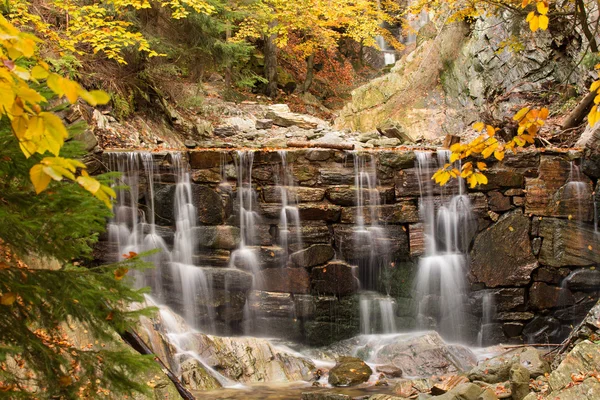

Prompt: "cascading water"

[413,151,473,342]
[349,153,397,334]
[277,150,302,261]
[564,161,591,222]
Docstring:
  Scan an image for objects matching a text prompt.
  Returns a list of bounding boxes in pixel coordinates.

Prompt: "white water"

[277,150,302,261]
[413,151,473,342]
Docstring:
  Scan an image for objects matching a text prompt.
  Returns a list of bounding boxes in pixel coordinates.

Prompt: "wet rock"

[256,119,273,129]
[195,225,240,250]
[478,323,508,346]
[470,211,538,287]
[320,169,356,186]
[189,333,315,383]
[191,169,222,183]
[255,267,310,294]
[232,246,286,269]
[563,269,600,290]
[298,203,342,222]
[478,168,524,190]
[184,139,197,149]
[538,218,600,267]
[470,288,526,312]
[376,365,403,378]
[287,222,331,245]
[301,391,351,400]
[180,358,221,391]
[378,151,416,169]
[202,267,253,291]
[522,316,563,343]
[188,151,230,169]
[262,186,326,203]
[333,224,409,260]
[192,249,231,267]
[535,377,600,400]
[510,363,530,400]
[340,202,420,225]
[325,186,395,206]
[370,332,477,377]
[294,294,316,319]
[247,291,295,318]
[305,150,332,161]
[529,282,574,310]
[311,261,359,296]
[496,312,534,321]
[328,356,373,386]
[304,321,359,347]
[467,347,549,383]
[194,185,228,224]
[549,341,600,392]
[290,244,335,268]
[532,267,568,284]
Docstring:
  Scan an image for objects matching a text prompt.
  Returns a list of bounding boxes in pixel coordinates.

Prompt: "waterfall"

[564,161,590,222]
[477,292,496,346]
[277,150,302,262]
[413,151,473,342]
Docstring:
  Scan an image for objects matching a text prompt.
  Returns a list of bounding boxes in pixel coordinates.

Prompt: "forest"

[1,0,600,399]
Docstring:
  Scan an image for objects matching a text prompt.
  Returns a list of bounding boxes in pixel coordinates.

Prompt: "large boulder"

[467,347,549,384]
[179,358,221,391]
[470,211,538,287]
[328,356,373,387]
[548,341,600,392]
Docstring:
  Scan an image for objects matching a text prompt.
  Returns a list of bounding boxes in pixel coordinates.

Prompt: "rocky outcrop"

[467,347,549,383]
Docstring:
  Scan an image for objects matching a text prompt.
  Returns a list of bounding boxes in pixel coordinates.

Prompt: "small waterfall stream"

[413,151,473,342]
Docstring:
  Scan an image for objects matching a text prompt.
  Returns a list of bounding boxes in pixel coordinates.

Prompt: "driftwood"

[287,140,355,150]
[562,89,597,130]
[121,330,196,400]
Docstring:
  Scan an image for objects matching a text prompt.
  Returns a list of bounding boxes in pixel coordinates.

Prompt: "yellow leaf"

[450,153,460,163]
[539,107,549,120]
[31,65,49,80]
[529,15,539,31]
[513,107,530,121]
[468,174,478,188]
[477,162,487,171]
[494,150,505,161]
[481,142,498,158]
[450,143,462,152]
[486,125,496,137]
[30,164,51,194]
[536,1,548,15]
[538,14,549,30]
[114,267,128,280]
[526,11,535,22]
[89,90,110,105]
[0,292,16,306]
[475,172,488,185]
[591,81,600,93]
[77,175,101,194]
[473,122,485,132]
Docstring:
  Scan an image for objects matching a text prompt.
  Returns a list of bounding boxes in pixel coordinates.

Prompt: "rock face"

[538,218,600,267]
[470,211,538,287]
[467,347,549,384]
[548,341,600,392]
[311,261,359,296]
[328,357,373,386]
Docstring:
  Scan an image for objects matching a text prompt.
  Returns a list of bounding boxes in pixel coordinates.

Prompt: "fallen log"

[121,330,196,400]
[561,89,597,130]
[287,140,355,151]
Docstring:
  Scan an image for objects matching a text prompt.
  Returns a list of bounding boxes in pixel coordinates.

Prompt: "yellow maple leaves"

[434,106,549,188]
[588,76,600,126]
[0,16,116,208]
[523,1,550,32]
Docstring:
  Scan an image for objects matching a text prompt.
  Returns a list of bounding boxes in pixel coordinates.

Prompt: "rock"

[340,202,419,224]
[256,119,274,130]
[431,382,484,400]
[478,323,508,346]
[232,246,286,269]
[488,191,511,212]
[325,186,395,206]
[287,222,331,245]
[378,151,416,169]
[304,320,359,346]
[510,363,530,400]
[467,347,549,383]
[564,269,600,290]
[328,356,373,386]
[503,322,524,338]
[191,169,222,183]
[366,332,476,377]
[188,151,231,169]
[194,225,240,250]
[192,249,231,267]
[254,267,310,294]
[265,110,325,129]
[201,267,253,291]
[311,261,359,296]
[496,312,534,321]
[333,224,409,260]
[247,291,295,318]
[538,218,600,267]
[376,365,403,378]
[184,139,197,149]
[430,375,469,395]
[154,184,227,225]
[548,341,600,392]
[189,333,315,383]
[179,358,221,391]
[529,282,574,310]
[294,294,316,319]
[301,392,351,400]
[262,186,326,203]
[367,138,402,147]
[290,244,335,268]
[213,125,238,137]
[470,211,538,287]
[358,132,381,142]
[542,377,600,400]
[72,128,98,152]
[522,316,563,343]
[292,164,320,183]
[305,150,332,161]
[320,168,356,185]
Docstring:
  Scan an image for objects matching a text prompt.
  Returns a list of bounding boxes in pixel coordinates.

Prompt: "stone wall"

[95,148,600,346]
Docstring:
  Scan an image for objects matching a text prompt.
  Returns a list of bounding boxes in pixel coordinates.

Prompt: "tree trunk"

[264,21,278,98]
[576,0,598,52]
[300,54,315,93]
[562,89,597,130]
